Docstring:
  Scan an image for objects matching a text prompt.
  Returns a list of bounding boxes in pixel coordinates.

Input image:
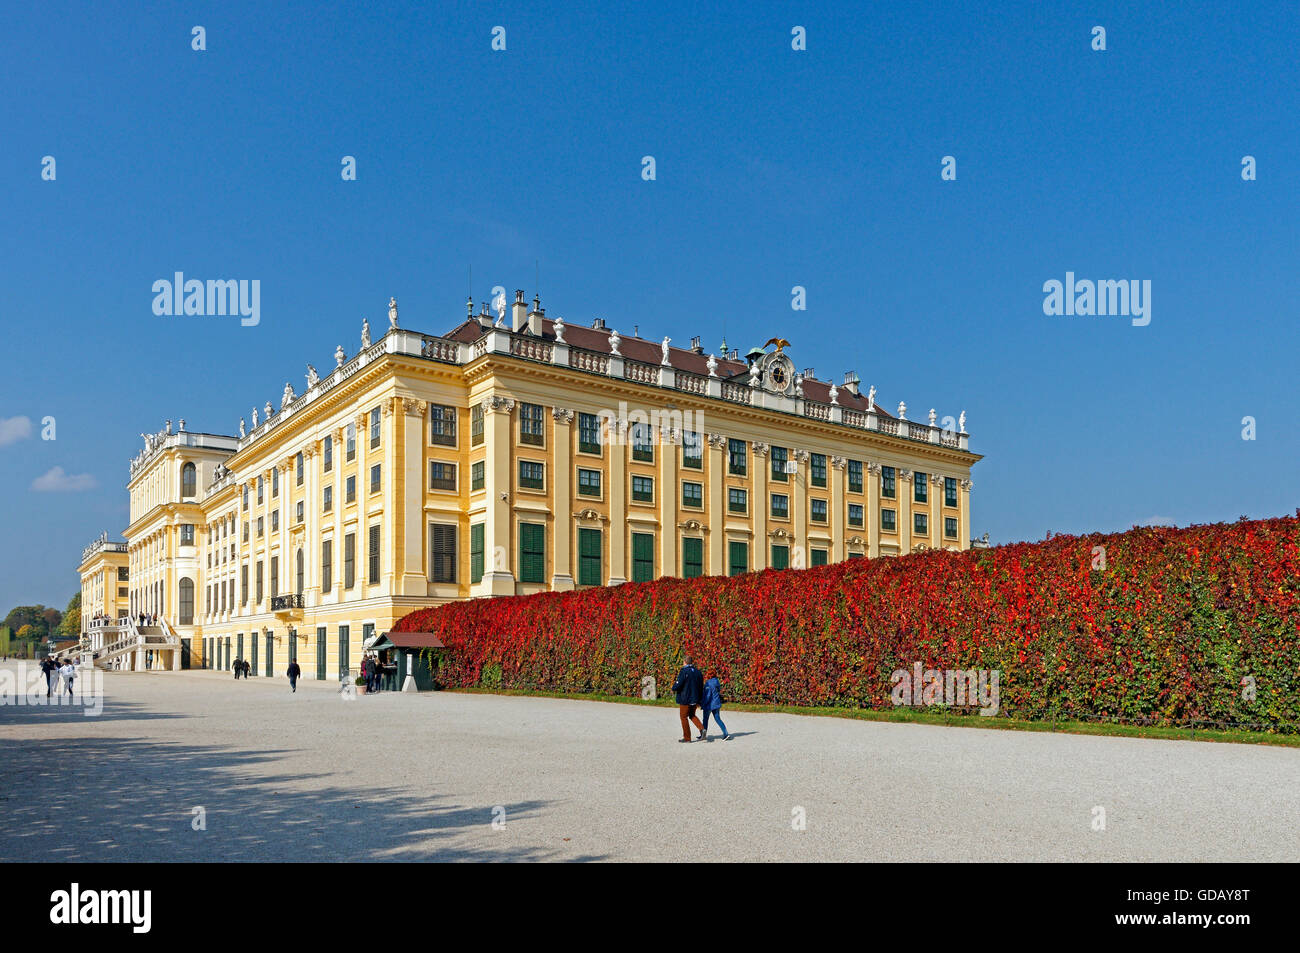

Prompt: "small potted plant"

[355,675,367,695]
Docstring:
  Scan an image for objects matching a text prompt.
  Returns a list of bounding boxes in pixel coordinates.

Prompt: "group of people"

[231,658,253,679]
[671,656,733,742]
[40,656,78,697]
[360,653,389,693]
[137,612,158,627]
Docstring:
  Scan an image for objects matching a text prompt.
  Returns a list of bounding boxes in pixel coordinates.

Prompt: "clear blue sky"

[1,0,1296,612]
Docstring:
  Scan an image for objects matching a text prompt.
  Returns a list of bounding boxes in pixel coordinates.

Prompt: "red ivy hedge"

[394,515,1300,725]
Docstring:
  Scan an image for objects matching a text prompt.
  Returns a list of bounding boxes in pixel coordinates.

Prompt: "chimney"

[690,336,703,354]
[803,367,815,380]
[477,300,493,329]
[528,294,543,336]
[843,371,860,396]
[592,318,606,330]
[512,290,527,333]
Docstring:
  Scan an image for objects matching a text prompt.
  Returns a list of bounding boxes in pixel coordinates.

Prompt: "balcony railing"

[270,594,304,611]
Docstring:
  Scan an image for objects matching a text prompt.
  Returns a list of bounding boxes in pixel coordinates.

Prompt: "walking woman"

[700,670,732,741]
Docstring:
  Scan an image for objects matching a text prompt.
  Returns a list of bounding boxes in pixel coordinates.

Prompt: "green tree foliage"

[59,593,81,639]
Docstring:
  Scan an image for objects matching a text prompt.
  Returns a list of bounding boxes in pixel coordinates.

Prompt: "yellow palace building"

[78,291,981,679]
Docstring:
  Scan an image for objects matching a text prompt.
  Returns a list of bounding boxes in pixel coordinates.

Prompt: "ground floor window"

[519,523,545,583]
[682,537,703,578]
[810,548,828,567]
[771,544,789,570]
[578,528,602,586]
[631,532,654,582]
[728,541,748,576]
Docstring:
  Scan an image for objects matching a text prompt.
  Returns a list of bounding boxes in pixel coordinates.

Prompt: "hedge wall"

[394,515,1300,725]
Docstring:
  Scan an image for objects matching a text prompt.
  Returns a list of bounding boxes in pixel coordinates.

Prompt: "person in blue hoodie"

[700,671,732,741]
[670,655,705,743]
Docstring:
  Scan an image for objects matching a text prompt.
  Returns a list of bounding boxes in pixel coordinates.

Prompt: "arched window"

[181,462,197,498]
[296,548,304,596]
[178,578,194,625]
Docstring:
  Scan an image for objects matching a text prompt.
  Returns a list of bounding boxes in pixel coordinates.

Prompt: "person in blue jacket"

[670,655,705,743]
[700,671,732,741]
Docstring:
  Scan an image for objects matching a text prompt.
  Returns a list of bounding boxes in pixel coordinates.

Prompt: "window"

[882,466,896,499]
[578,528,602,586]
[255,561,263,602]
[682,537,704,578]
[811,499,828,523]
[242,485,249,510]
[181,462,196,498]
[429,461,456,491]
[370,464,381,493]
[519,523,545,583]
[945,517,958,539]
[296,452,304,486]
[945,477,958,508]
[881,508,897,532]
[346,423,356,461]
[578,468,601,497]
[344,534,355,589]
[178,578,194,624]
[370,406,381,448]
[272,467,279,497]
[470,523,485,583]
[811,549,828,567]
[578,413,601,454]
[914,472,928,503]
[810,453,827,488]
[270,556,279,597]
[728,541,748,576]
[682,431,702,469]
[848,460,863,493]
[770,493,789,519]
[631,423,653,462]
[849,503,864,528]
[323,485,332,511]
[632,475,654,503]
[180,524,195,545]
[257,517,264,537]
[771,545,789,570]
[242,521,249,542]
[771,446,788,482]
[430,405,457,446]
[295,549,304,595]
[368,525,381,583]
[518,460,544,490]
[257,476,264,504]
[323,435,333,471]
[728,487,747,514]
[632,532,654,583]
[430,524,456,583]
[681,481,703,509]
[728,439,747,475]
[471,461,485,491]
[271,510,279,532]
[296,501,304,524]
[346,476,356,503]
[471,405,484,446]
[914,512,928,535]
[321,541,332,592]
[520,403,544,445]
[118,566,129,581]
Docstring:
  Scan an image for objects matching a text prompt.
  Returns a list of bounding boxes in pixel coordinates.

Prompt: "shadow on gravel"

[0,698,186,725]
[0,734,604,862]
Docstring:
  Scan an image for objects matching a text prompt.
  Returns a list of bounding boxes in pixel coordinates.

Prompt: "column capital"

[706,432,727,450]
[831,455,847,470]
[751,441,770,457]
[552,407,574,425]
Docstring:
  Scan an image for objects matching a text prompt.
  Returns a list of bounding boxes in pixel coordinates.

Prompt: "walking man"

[671,654,705,743]
[233,657,242,680]
[59,659,76,697]
[287,659,301,693]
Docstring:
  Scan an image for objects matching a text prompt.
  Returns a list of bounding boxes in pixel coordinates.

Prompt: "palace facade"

[79,290,982,678]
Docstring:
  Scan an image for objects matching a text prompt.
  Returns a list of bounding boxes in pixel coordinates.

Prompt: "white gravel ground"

[1,661,1297,862]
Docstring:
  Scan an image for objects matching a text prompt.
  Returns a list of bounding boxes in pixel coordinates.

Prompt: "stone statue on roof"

[706,353,718,378]
[867,385,876,412]
[239,418,246,438]
[959,410,966,433]
[361,319,371,349]
[306,364,319,388]
[251,406,259,428]
[388,297,399,329]
[609,329,621,356]
[554,316,566,343]
[335,345,346,367]
[661,336,671,365]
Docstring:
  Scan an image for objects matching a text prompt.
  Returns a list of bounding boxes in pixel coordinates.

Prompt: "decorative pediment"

[768,527,796,541]
[573,508,607,523]
[677,518,708,532]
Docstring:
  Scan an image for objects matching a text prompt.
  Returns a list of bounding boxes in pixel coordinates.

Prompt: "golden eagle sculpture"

[764,337,791,354]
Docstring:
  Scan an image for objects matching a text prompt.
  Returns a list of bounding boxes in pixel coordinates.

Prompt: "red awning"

[383,632,445,649]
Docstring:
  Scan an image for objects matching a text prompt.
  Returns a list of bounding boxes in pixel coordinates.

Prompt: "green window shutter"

[579,528,602,586]
[632,532,654,582]
[811,548,828,567]
[470,523,485,583]
[519,523,545,584]
[729,541,748,576]
[682,537,703,578]
[771,545,789,570]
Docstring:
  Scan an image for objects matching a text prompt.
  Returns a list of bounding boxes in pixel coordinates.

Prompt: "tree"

[60,593,81,639]
[16,624,36,642]
[5,606,50,641]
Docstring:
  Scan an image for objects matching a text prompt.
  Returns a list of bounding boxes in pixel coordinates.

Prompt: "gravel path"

[1,661,1297,861]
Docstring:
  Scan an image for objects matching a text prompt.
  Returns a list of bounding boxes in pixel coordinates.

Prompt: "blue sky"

[1,0,1296,611]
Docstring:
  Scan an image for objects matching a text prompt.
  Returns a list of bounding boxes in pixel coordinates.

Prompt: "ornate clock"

[763,353,795,395]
